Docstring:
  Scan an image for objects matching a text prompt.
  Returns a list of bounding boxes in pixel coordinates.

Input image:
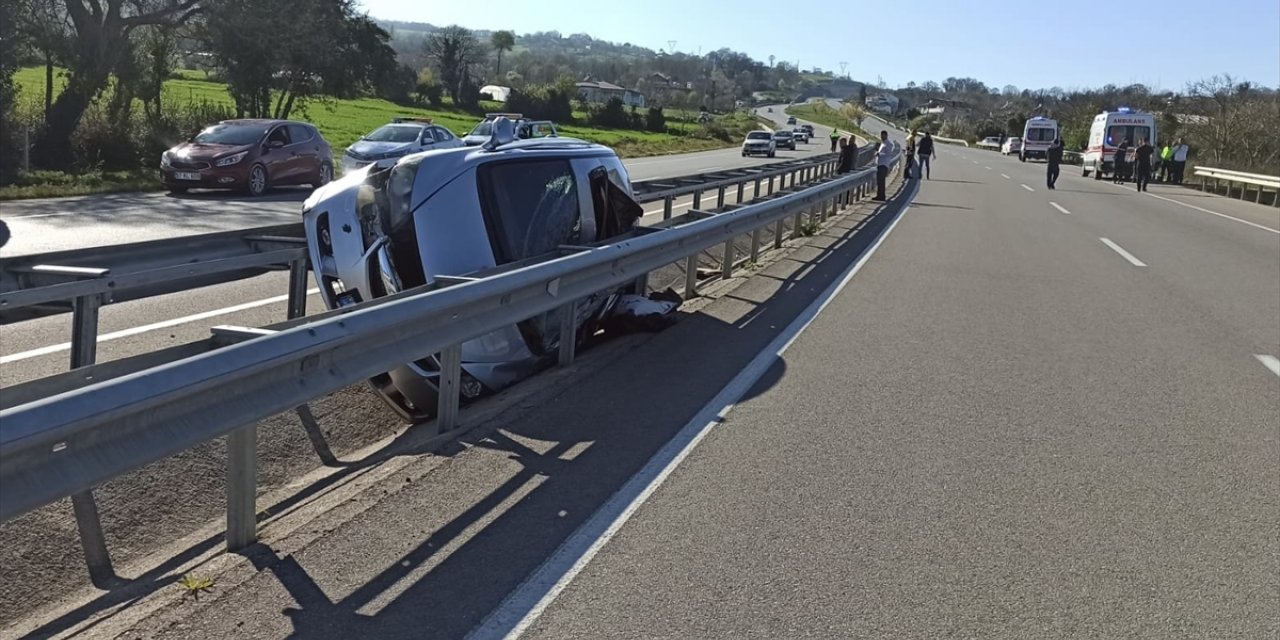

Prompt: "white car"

[1001,137,1022,155]
[742,130,777,157]
[792,127,810,143]
[341,118,463,174]
[977,136,1002,150]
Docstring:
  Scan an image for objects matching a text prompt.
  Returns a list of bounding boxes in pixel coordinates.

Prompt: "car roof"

[217,118,291,126]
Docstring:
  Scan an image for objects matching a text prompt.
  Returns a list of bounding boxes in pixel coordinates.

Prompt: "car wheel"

[1093,162,1103,180]
[1019,153,1026,162]
[312,162,333,188]
[247,164,269,196]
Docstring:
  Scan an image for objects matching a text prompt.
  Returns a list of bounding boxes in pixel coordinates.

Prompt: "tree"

[34,0,203,169]
[424,26,488,106]
[491,30,515,78]
[1,0,26,182]
[137,25,178,121]
[16,0,72,120]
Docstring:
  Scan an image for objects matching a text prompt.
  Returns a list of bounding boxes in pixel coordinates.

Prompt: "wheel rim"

[320,164,332,184]
[250,167,266,193]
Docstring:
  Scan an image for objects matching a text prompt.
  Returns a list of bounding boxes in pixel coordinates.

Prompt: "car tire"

[1093,162,1103,180]
[768,151,776,158]
[312,162,333,188]
[247,164,269,197]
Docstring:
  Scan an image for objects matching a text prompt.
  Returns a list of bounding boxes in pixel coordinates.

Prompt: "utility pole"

[668,40,677,54]
[839,62,848,78]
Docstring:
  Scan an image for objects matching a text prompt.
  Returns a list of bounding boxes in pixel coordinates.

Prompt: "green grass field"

[785,102,877,145]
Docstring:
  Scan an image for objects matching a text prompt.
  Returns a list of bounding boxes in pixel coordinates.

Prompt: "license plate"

[174,171,200,181]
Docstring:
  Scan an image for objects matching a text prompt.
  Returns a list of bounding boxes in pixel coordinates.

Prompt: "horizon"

[356,0,1280,93]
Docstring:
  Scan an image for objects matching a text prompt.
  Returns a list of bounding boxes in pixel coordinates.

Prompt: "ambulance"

[1019,116,1059,162]
[1082,108,1157,180]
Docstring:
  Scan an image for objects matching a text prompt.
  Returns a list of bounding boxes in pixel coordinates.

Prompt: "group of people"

[903,131,935,181]
[1113,138,1190,188]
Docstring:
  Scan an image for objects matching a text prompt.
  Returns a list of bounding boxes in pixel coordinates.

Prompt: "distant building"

[577,76,646,108]
[919,98,972,119]
[479,85,512,103]
[865,93,900,114]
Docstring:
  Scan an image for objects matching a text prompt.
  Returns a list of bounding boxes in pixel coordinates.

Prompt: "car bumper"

[341,156,374,174]
[161,165,250,189]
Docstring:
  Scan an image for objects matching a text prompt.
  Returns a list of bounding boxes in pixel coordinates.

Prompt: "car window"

[193,123,267,145]
[288,124,315,144]
[432,127,454,143]
[479,160,581,262]
[747,132,771,140]
[267,126,291,146]
[1024,128,1056,142]
[365,125,422,143]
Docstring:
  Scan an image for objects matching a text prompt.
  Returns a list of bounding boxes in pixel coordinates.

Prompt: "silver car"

[742,130,776,157]
[303,119,644,421]
[341,118,464,174]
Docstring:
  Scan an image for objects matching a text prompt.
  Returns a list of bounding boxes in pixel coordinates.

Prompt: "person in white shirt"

[875,130,893,200]
[1171,139,1190,184]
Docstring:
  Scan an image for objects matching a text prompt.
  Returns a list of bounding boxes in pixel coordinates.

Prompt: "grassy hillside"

[785,102,877,145]
[12,66,741,158]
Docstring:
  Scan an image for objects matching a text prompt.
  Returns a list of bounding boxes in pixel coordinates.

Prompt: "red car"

[161,119,333,196]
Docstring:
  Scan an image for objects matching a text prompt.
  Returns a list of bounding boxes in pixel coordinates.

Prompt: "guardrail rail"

[1192,166,1280,206]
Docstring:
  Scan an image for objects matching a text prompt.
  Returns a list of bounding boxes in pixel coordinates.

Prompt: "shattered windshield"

[480,160,581,262]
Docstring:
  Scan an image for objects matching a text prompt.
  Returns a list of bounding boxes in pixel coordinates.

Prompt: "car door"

[262,125,295,181]
[287,124,321,183]
[431,126,461,149]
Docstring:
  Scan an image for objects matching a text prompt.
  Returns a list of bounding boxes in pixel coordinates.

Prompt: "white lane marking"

[1001,174,1010,180]
[1256,355,1280,377]
[1021,184,1035,192]
[1099,238,1147,267]
[984,166,992,170]
[971,160,979,165]
[0,289,320,364]
[1144,192,1280,235]
[1050,202,1071,215]
[467,184,923,640]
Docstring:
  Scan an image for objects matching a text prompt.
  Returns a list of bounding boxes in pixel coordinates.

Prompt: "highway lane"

[0,107,827,257]
[506,140,1279,638]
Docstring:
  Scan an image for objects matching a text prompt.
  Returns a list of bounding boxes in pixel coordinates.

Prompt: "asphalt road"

[69,134,1278,639]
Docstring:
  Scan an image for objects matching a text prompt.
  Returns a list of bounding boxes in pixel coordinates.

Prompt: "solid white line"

[0,289,320,364]
[1050,202,1071,215]
[1256,355,1280,377]
[1021,184,1035,192]
[467,183,922,640]
[1001,174,1010,180]
[1099,238,1147,267]
[1145,192,1280,235]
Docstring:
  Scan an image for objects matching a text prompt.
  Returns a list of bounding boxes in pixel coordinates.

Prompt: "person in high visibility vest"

[830,129,840,153]
[1158,143,1174,182]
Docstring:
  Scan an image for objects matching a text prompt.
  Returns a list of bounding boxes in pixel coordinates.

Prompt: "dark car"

[161,119,333,196]
[773,130,796,150]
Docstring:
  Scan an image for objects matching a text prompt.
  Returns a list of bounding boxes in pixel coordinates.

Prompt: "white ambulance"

[1082,108,1157,180]
[1019,116,1059,162]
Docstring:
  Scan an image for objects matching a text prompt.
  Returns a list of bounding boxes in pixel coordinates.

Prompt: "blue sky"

[357,0,1279,92]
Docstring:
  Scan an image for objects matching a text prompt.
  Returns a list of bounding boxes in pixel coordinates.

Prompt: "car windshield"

[364,125,422,143]
[774,132,792,138]
[469,121,495,136]
[193,123,266,145]
[747,132,771,140]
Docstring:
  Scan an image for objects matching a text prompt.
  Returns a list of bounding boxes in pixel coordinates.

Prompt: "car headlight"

[215,151,248,167]
[160,152,172,167]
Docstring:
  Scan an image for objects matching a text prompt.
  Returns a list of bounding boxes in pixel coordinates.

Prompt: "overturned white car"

[301,119,659,421]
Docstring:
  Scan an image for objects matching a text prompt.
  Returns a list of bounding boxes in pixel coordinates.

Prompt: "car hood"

[347,140,416,158]
[168,142,252,160]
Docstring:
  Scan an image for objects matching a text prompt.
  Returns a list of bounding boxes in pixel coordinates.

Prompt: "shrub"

[587,97,630,129]
[645,106,666,133]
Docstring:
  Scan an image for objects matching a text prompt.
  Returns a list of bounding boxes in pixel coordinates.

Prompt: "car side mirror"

[267,140,285,149]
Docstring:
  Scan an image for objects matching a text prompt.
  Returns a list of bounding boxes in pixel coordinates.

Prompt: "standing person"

[1046,138,1063,190]
[836,137,853,173]
[874,130,892,201]
[1113,139,1130,183]
[1158,141,1173,182]
[1134,138,1154,192]
[830,129,840,153]
[1172,138,1190,184]
[917,131,935,180]
[903,131,917,180]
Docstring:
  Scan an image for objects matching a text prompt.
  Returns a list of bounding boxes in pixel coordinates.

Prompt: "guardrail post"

[753,178,762,200]
[558,300,578,367]
[717,186,726,209]
[1254,186,1263,204]
[693,189,703,210]
[750,228,762,264]
[774,219,784,249]
[663,196,674,220]
[737,183,745,204]
[226,424,257,551]
[684,255,698,299]
[287,257,308,320]
[722,239,735,279]
[792,211,803,239]
[768,176,775,195]
[437,344,462,433]
[67,293,117,586]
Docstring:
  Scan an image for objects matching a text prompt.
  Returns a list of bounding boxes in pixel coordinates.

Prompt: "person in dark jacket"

[1134,138,1155,192]
[836,137,854,173]
[1046,138,1063,190]
[917,132,935,179]
[1113,139,1130,183]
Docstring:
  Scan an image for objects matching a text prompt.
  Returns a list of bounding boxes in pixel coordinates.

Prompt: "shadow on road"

[18,179,916,640]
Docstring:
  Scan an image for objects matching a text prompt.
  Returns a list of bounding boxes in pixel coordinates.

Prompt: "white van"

[1082,109,1157,180]
[1020,116,1059,162]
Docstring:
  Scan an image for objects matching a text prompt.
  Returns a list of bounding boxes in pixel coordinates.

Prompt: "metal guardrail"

[1193,166,1280,206]
[0,146,886,586]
